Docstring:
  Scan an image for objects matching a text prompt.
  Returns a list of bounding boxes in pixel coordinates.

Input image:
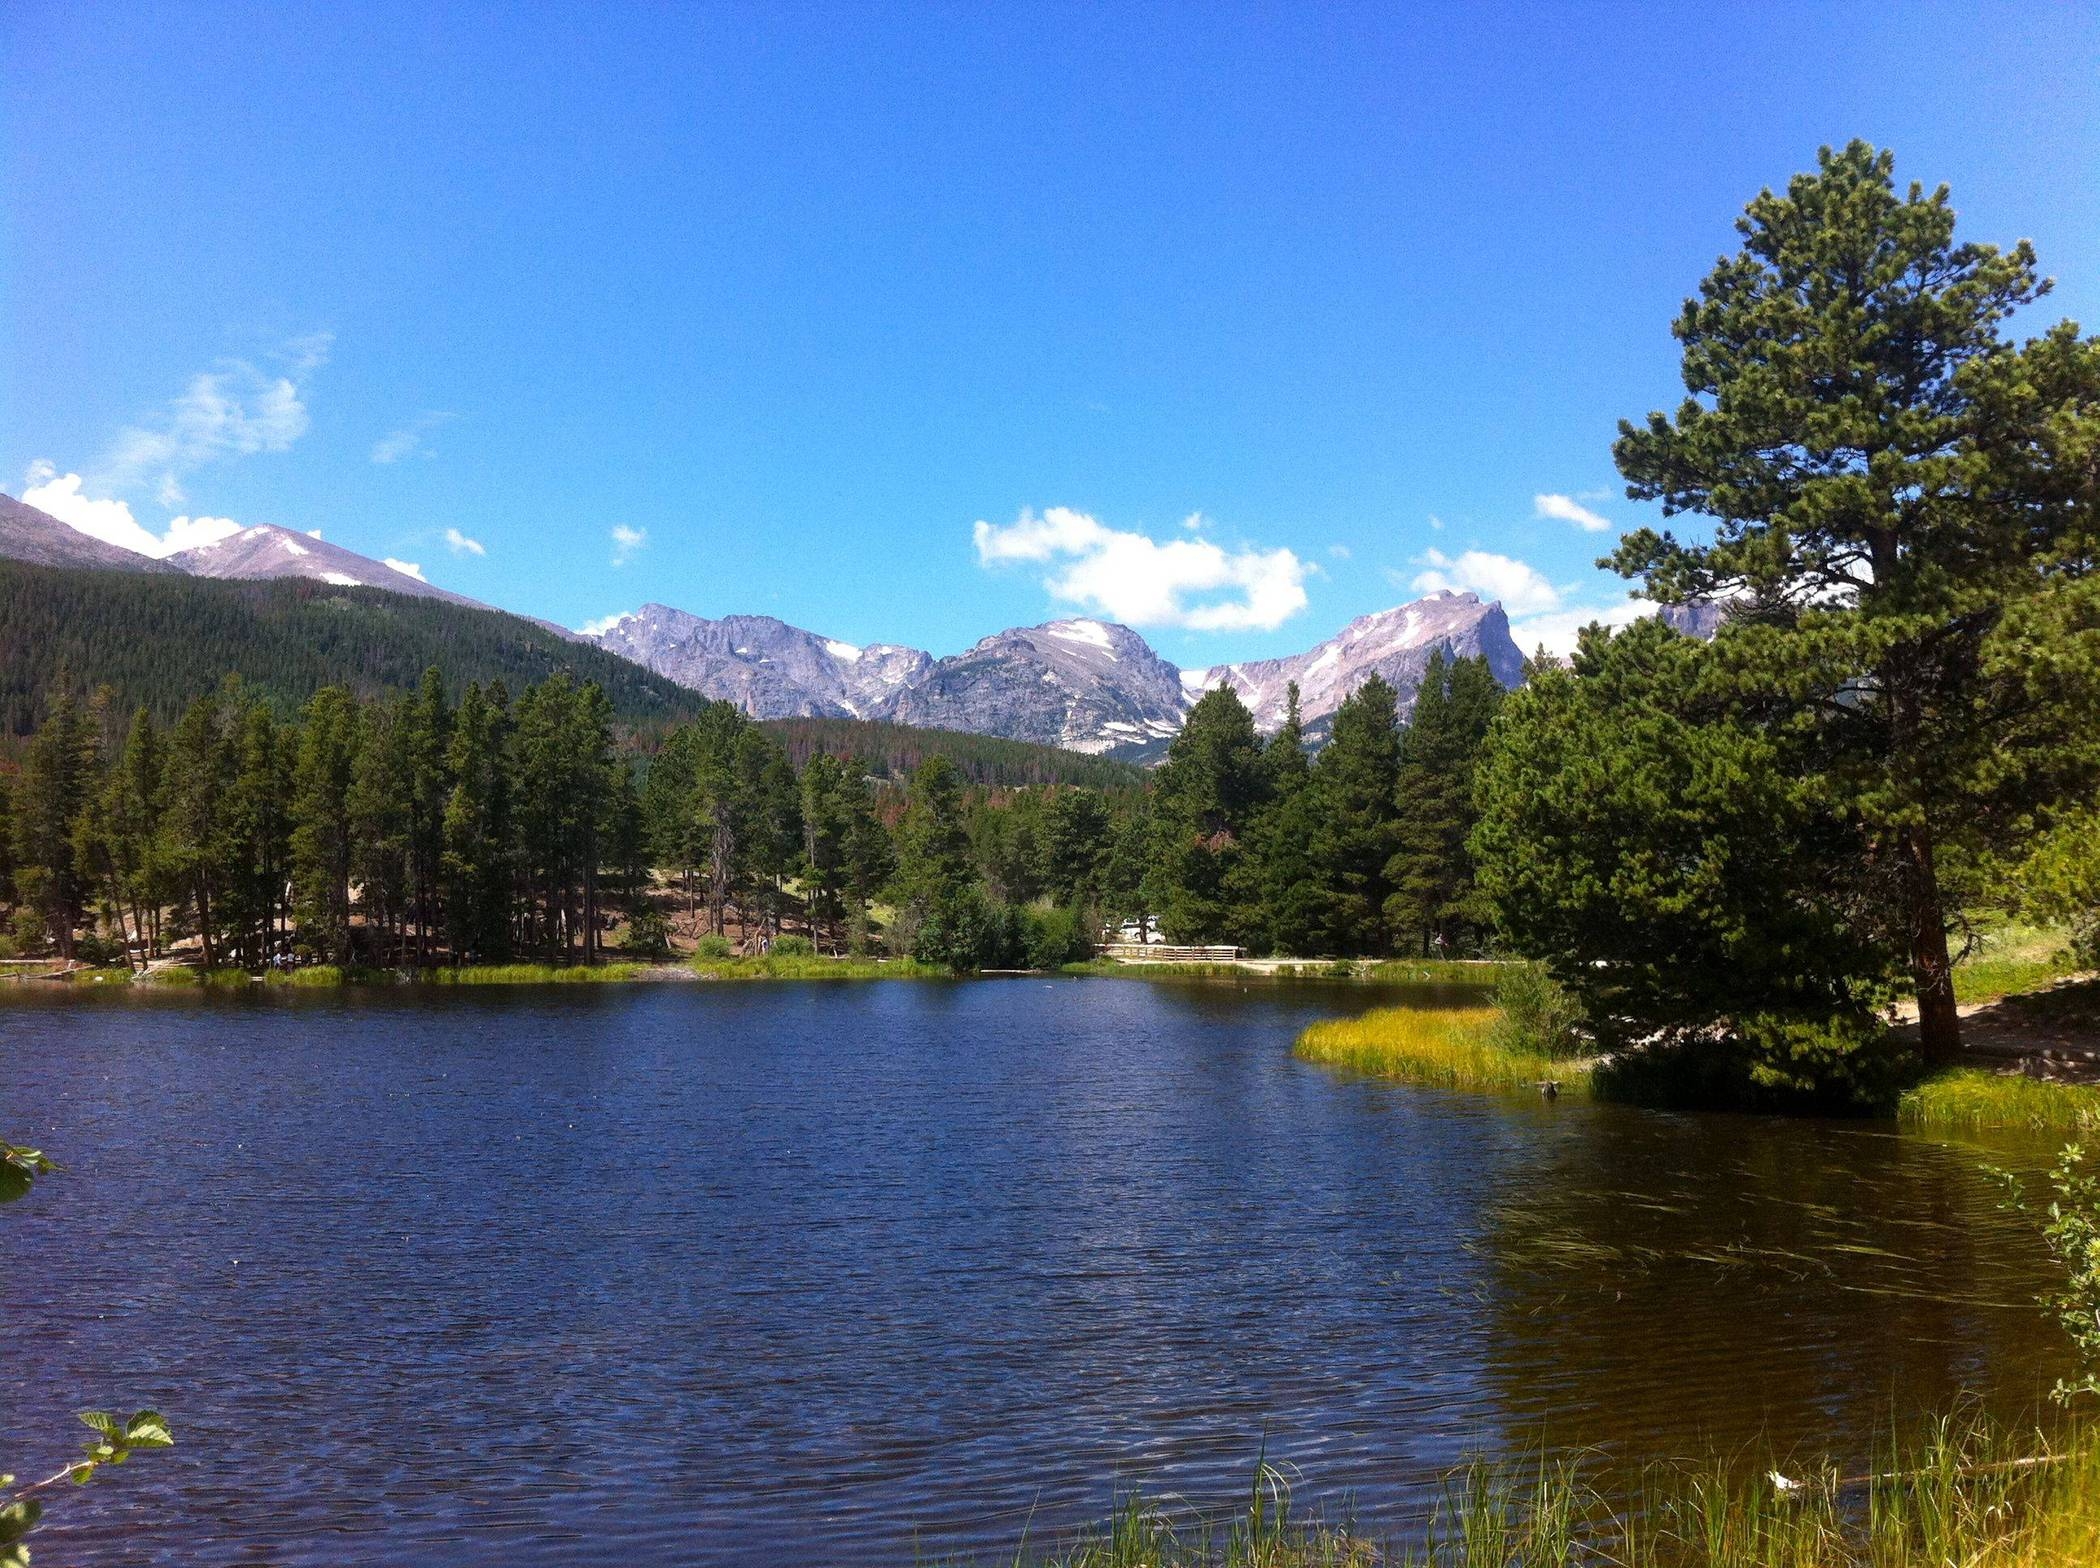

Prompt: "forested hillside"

[0,562,1161,789]
[762,716,1144,789]
[0,562,703,737]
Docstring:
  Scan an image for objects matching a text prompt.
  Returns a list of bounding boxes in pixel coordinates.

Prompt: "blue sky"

[4,3,2097,662]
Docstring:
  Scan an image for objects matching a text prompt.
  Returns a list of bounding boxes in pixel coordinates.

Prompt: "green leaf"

[0,1497,41,1546]
[69,1462,95,1486]
[75,1411,120,1438]
[123,1411,173,1448]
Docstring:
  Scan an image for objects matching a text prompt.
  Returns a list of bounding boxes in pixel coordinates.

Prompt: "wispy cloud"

[973,505,1309,632]
[1507,599,1651,659]
[383,557,427,582]
[1328,543,1353,560]
[610,524,648,566]
[99,332,331,502]
[1534,492,1612,533]
[1406,546,1563,616]
[21,464,244,558]
[578,611,632,637]
[443,527,486,557]
[371,410,457,465]
[1401,539,1650,656]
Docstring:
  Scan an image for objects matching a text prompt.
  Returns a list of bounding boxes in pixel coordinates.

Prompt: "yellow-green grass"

[1004,1414,2100,1568]
[1899,1067,2100,1135]
[691,954,947,980]
[1293,1006,1586,1095]
[427,962,649,984]
[1954,922,2084,1005]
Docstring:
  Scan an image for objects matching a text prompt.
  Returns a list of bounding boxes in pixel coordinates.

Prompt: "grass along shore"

[1293,1005,1587,1094]
[995,1413,2100,1568]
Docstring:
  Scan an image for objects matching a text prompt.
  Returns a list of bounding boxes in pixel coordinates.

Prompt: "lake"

[0,978,2067,1564]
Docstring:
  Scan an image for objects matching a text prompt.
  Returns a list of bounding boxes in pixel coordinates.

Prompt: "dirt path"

[1895,976,2100,1083]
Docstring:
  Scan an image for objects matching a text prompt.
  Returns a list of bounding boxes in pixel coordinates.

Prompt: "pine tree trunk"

[1905,821,1962,1062]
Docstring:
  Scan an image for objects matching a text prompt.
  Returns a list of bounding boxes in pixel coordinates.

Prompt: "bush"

[1597,1009,1914,1115]
[625,908,672,960]
[770,934,816,957]
[692,933,734,959]
[1489,961,1587,1058]
[1020,904,1092,970]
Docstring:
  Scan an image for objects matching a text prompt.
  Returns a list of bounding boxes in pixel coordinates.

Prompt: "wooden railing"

[1096,943,1243,962]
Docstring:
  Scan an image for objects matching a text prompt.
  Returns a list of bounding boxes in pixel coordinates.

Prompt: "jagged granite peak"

[874,618,1189,755]
[0,492,181,573]
[1187,591,1527,731]
[169,524,491,609]
[584,605,934,719]
[1657,600,1730,640]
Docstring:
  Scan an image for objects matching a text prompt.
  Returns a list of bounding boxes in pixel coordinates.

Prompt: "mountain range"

[1,489,1656,757]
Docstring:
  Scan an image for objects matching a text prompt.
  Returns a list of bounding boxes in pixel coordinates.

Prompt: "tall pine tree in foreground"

[1611,141,2100,1059]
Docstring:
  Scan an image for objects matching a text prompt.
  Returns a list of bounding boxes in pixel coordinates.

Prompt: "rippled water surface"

[1,978,2068,1564]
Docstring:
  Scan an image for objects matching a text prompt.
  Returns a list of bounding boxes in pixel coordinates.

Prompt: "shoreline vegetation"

[985,1413,2100,1568]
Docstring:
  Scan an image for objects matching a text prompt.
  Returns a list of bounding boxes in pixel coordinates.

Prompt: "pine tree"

[162,689,238,967]
[290,687,362,965]
[1149,686,1267,943]
[12,689,96,958]
[1243,684,1324,956]
[1039,787,1111,912]
[438,681,513,963]
[1385,653,1504,954]
[838,765,895,953]
[893,755,982,969]
[1307,674,1402,955]
[1610,141,2100,1058]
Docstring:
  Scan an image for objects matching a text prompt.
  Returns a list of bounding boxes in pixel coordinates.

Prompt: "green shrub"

[1488,960,1587,1058]
[692,933,734,959]
[624,908,672,960]
[1597,1009,1913,1115]
[1020,904,1092,970]
[770,934,816,957]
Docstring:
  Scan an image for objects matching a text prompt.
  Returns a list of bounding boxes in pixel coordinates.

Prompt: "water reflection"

[0,980,2070,1565]
[1470,1107,2065,1469]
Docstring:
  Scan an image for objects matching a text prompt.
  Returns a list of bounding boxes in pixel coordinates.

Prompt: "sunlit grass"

[991,1413,2100,1568]
[1899,1067,2100,1135]
[1294,1006,1586,1095]
[1954,922,2084,1005]
[691,954,947,980]
[427,962,649,984]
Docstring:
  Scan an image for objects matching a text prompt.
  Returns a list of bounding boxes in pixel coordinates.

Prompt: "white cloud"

[1508,599,1651,659]
[371,410,457,465]
[610,524,647,566]
[100,332,331,499]
[972,505,1309,632]
[1534,492,1612,533]
[1408,547,1563,616]
[444,527,486,557]
[383,557,427,582]
[578,612,632,637]
[20,467,243,558]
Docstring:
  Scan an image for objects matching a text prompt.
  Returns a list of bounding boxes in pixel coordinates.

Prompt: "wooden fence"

[1096,943,1244,962]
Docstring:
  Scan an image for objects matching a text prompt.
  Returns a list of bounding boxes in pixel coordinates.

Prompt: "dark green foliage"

[1385,653,1503,954]
[1473,619,1900,1044]
[1609,140,2100,1058]
[1148,687,1268,943]
[893,756,983,969]
[762,716,1144,789]
[1239,687,1324,958]
[1306,674,1402,955]
[0,561,703,740]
